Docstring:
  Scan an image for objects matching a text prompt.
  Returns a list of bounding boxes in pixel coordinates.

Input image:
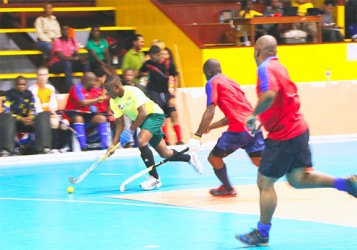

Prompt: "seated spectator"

[321,0,344,42]
[48,25,90,93]
[294,0,318,42]
[34,3,61,57]
[121,34,146,83]
[29,67,71,153]
[239,0,264,18]
[86,26,113,76]
[264,0,284,42]
[63,72,109,151]
[238,0,264,45]
[0,76,51,156]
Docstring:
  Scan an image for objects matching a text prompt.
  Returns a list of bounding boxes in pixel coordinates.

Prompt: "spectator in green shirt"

[121,34,146,83]
[86,26,113,75]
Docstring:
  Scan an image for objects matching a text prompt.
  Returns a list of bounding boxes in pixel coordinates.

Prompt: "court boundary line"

[0,196,356,228]
[1,134,357,167]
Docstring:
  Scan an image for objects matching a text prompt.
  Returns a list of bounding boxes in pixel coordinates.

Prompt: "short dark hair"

[104,74,121,85]
[133,34,143,42]
[93,67,106,77]
[149,45,161,55]
[324,0,335,6]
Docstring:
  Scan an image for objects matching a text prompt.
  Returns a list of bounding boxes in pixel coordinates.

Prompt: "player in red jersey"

[237,35,357,247]
[188,59,265,197]
[64,72,108,150]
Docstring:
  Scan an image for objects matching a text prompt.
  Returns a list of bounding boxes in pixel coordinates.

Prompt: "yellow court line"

[0,7,116,13]
[0,49,87,56]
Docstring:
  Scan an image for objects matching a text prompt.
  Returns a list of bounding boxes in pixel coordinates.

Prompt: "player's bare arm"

[130,104,147,131]
[253,90,276,116]
[195,104,216,136]
[208,117,228,131]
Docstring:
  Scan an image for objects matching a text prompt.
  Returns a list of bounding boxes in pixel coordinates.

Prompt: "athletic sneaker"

[189,152,203,175]
[346,175,357,198]
[210,185,237,197]
[236,229,269,246]
[140,176,162,191]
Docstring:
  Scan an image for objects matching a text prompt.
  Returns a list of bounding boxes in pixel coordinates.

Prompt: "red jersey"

[65,84,106,112]
[206,74,253,132]
[256,57,308,140]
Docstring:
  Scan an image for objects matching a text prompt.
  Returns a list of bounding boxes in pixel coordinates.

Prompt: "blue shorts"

[259,129,313,178]
[212,131,265,158]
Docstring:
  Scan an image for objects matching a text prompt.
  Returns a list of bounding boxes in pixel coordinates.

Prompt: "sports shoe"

[189,152,203,175]
[176,141,184,145]
[0,150,11,157]
[346,175,357,198]
[59,146,70,153]
[236,229,269,246]
[210,185,237,197]
[140,176,162,191]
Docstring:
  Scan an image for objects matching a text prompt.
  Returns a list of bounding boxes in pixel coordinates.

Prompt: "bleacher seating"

[0,3,139,93]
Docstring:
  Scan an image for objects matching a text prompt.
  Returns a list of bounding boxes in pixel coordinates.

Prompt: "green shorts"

[140,113,165,148]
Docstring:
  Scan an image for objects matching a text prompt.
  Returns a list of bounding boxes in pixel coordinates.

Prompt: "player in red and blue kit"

[188,59,265,197]
[237,35,357,247]
[64,72,108,150]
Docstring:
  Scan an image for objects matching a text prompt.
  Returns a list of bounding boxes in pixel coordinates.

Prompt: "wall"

[175,81,357,143]
[202,43,357,85]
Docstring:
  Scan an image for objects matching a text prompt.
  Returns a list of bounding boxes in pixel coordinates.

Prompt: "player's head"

[104,74,124,99]
[203,59,222,81]
[14,75,27,93]
[122,68,135,85]
[82,72,97,90]
[149,45,162,62]
[254,35,277,66]
[93,67,107,88]
[37,67,49,86]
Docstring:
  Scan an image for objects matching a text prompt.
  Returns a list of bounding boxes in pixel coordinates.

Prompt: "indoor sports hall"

[1,135,357,249]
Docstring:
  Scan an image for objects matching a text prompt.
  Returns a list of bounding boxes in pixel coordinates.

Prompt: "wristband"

[193,133,202,139]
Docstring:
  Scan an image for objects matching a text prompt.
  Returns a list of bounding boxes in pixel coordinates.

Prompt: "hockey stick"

[69,142,121,184]
[119,147,189,192]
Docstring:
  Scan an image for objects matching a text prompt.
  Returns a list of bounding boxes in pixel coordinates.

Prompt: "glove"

[188,134,201,152]
[120,129,133,145]
[245,115,261,136]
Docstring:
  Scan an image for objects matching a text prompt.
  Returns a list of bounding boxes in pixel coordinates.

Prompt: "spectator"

[140,45,184,145]
[0,76,51,156]
[263,0,284,43]
[86,26,113,75]
[48,25,90,93]
[34,3,61,57]
[239,0,264,18]
[321,0,344,42]
[239,0,264,45]
[294,0,318,42]
[63,72,109,151]
[29,67,71,153]
[121,34,146,83]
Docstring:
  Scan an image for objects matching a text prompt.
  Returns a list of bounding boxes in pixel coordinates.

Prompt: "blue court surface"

[1,136,357,250]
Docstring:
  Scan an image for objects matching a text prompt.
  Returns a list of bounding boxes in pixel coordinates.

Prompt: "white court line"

[0,197,355,228]
[98,173,123,176]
